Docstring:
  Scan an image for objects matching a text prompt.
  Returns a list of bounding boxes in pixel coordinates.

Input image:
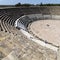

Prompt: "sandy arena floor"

[29,20,60,46]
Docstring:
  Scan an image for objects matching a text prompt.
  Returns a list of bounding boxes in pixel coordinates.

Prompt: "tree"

[15,3,21,6]
[40,2,43,6]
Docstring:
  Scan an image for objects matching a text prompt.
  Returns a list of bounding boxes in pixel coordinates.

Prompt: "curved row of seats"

[0,8,51,32]
[16,14,60,30]
[0,13,17,33]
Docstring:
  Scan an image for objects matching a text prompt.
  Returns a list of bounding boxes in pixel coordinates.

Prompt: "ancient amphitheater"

[0,6,60,60]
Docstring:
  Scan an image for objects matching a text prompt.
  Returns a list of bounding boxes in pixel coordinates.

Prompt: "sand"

[29,20,60,46]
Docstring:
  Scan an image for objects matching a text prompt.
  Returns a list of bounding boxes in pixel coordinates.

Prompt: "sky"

[0,0,60,5]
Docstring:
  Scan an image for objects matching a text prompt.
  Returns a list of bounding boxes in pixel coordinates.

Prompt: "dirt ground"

[29,20,60,46]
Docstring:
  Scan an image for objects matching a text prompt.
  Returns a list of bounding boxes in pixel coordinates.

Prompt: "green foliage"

[40,4,60,6]
[21,4,34,7]
[15,2,60,7]
[15,3,21,6]
[15,3,34,7]
[37,3,60,6]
